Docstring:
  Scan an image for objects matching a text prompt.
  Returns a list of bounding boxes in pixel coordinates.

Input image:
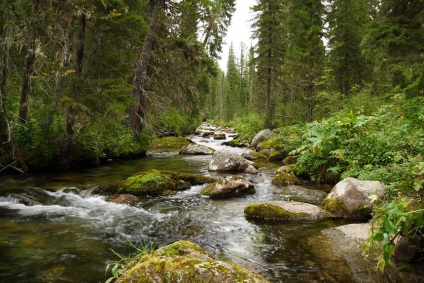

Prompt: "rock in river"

[179,143,214,155]
[116,240,270,283]
[208,150,258,174]
[201,176,255,199]
[323,177,385,218]
[244,200,332,221]
[118,170,217,196]
[271,166,301,186]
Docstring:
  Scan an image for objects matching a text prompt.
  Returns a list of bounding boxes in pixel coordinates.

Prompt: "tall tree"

[326,0,371,97]
[224,43,240,122]
[362,0,424,92]
[252,0,287,128]
[286,0,325,122]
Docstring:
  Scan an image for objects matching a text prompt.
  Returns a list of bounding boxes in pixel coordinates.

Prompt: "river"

[1,127,361,282]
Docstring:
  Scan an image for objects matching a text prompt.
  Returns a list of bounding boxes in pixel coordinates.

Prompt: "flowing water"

[0,129,361,282]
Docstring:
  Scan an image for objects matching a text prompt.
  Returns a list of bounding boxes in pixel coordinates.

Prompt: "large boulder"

[117,240,270,283]
[208,150,258,174]
[118,170,217,196]
[179,144,214,155]
[244,200,332,221]
[201,176,255,199]
[323,177,385,218]
[251,129,275,149]
[271,166,301,186]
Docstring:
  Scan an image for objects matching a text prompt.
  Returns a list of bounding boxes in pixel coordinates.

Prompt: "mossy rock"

[118,170,216,196]
[117,240,270,283]
[322,198,372,219]
[148,136,191,151]
[244,201,330,221]
[282,155,298,165]
[256,135,284,151]
[268,150,286,161]
[201,176,256,199]
[271,166,301,186]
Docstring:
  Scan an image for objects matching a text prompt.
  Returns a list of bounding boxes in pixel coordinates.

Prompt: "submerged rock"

[277,185,328,205]
[117,240,270,283]
[271,166,301,186]
[118,170,217,196]
[179,143,214,155]
[307,223,424,283]
[208,150,258,174]
[202,176,255,199]
[107,194,140,204]
[244,200,331,221]
[213,132,226,140]
[323,177,385,218]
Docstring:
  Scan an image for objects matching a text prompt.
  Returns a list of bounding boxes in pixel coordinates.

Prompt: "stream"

[0,126,362,283]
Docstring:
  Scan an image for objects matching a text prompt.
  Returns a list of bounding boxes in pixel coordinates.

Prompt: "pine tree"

[362,0,424,92]
[327,0,371,97]
[285,0,325,122]
[252,0,287,128]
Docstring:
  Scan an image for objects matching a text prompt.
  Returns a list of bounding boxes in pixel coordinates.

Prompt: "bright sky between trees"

[218,0,256,71]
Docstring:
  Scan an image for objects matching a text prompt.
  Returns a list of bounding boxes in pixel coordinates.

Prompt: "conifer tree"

[327,0,371,97]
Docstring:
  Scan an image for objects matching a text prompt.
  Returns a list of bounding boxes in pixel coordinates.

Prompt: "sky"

[218,0,256,71]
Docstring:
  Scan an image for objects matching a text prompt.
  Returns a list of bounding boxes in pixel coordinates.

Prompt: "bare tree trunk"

[130,0,165,142]
[18,41,35,124]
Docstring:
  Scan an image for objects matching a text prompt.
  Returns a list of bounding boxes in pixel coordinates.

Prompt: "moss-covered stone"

[268,150,286,161]
[244,201,331,221]
[117,240,270,283]
[282,155,298,165]
[118,170,216,196]
[256,135,284,151]
[244,203,308,221]
[271,166,301,186]
[148,136,191,151]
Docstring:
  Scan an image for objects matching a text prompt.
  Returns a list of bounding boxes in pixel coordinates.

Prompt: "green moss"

[148,136,191,150]
[257,135,284,151]
[323,198,347,215]
[268,151,286,161]
[118,170,215,196]
[118,240,269,283]
[271,171,300,186]
[244,203,308,220]
[253,151,268,160]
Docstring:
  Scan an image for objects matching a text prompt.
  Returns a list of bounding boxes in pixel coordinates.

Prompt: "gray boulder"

[323,177,385,218]
[201,176,255,199]
[208,150,258,174]
[179,143,214,155]
[251,129,275,149]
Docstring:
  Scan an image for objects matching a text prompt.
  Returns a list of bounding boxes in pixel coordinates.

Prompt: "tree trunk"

[18,42,35,124]
[130,0,165,142]
[58,13,85,170]
[0,7,27,173]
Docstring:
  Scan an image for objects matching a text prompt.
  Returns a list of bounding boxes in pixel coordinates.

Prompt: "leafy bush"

[289,86,424,270]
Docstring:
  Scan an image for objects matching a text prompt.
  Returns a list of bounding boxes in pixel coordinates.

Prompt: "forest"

[0,0,423,273]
